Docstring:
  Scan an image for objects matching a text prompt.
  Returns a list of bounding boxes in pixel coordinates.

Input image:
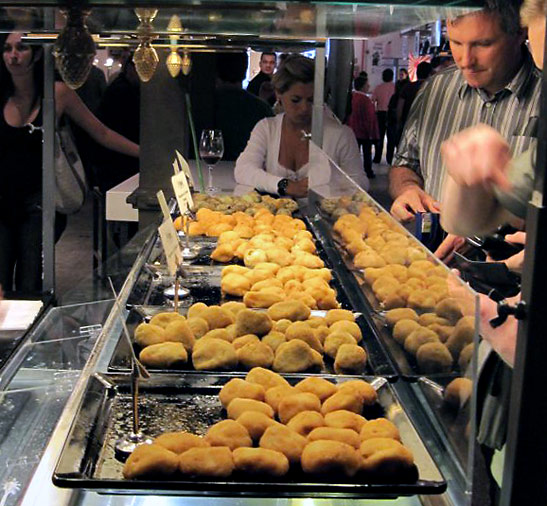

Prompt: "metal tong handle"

[108,278,150,379]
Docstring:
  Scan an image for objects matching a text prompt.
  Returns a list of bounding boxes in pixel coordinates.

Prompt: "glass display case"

[2,0,527,505]
[1,174,477,506]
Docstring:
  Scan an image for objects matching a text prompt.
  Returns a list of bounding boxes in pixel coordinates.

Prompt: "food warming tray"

[107,304,397,378]
[53,373,446,497]
[305,213,464,381]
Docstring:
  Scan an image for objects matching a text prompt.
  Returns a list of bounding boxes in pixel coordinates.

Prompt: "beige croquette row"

[135,304,367,374]
[124,371,414,481]
[220,263,340,310]
[190,192,298,216]
[177,206,306,238]
[384,307,475,374]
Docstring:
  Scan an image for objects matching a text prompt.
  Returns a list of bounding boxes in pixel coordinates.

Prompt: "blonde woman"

[234,54,364,198]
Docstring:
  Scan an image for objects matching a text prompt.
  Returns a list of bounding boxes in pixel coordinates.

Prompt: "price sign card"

[172,170,194,214]
[158,219,182,276]
[157,190,172,223]
[175,149,195,188]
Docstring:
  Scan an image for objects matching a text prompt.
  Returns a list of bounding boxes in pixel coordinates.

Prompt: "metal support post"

[499,25,547,506]
[42,44,55,296]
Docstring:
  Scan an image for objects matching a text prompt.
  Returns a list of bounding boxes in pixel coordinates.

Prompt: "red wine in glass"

[199,129,224,194]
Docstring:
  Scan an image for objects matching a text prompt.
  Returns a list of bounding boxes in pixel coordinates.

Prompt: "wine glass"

[199,129,224,194]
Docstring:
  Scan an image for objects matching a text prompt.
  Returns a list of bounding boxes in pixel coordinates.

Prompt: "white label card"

[175,149,195,188]
[158,220,182,276]
[172,171,194,214]
[156,190,172,223]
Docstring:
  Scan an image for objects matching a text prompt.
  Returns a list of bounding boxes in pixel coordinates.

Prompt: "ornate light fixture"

[53,7,96,89]
[181,50,192,76]
[166,14,182,78]
[133,8,159,82]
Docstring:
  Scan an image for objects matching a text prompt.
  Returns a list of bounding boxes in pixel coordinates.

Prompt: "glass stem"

[208,165,213,189]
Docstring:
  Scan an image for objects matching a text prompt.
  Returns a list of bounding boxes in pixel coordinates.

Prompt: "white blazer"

[234,112,366,194]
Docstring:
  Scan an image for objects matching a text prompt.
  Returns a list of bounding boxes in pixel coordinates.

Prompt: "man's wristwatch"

[277,178,289,196]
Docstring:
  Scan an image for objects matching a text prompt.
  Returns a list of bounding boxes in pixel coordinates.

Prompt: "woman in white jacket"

[234,54,364,198]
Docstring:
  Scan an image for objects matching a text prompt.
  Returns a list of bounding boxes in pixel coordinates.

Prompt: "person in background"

[235,54,364,198]
[94,54,140,193]
[0,30,139,294]
[437,3,545,501]
[397,67,409,88]
[371,68,395,165]
[439,0,545,268]
[396,61,433,141]
[214,52,274,161]
[346,75,379,179]
[388,0,540,223]
[258,80,276,107]
[247,52,276,101]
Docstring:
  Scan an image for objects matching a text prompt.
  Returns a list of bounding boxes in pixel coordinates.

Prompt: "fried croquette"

[179,446,234,478]
[273,340,318,373]
[278,392,321,424]
[334,344,367,375]
[134,322,166,347]
[324,331,356,359]
[246,367,290,391]
[236,411,281,441]
[416,342,453,373]
[337,380,378,406]
[294,377,337,403]
[360,418,400,441]
[259,425,308,464]
[308,426,361,449]
[267,300,311,322]
[123,443,179,479]
[154,432,209,454]
[328,320,362,342]
[219,378,265,408]
[199,305,235,330]
[301,440,361,477]
[264,385,297,413]
[227,398,275,420]
[149,311,185,329]
[321,391,364,416]
[359,437,414,475]
[286,410,325,437]
[191,338,238,370]
[235,309,273,337]
[232,447,289,477]
[139,342,187,368]
[385,308,419,327]
[285,321,323,353]
[204,420,252,450]
[324,410,367,433]
[237,341,275,369]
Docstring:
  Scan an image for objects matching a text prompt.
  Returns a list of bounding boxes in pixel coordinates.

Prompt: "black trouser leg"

[358,138,374,177]
[374,111,387,163]
[15,198,43,294]
[0,213,17,292]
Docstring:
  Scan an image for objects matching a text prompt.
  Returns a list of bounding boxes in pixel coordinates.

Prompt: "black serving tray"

[108,304,396,379]
[53,373,446,497]
[304,212,466,381]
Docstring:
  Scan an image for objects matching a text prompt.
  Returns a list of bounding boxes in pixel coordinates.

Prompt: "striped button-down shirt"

[393,49,541,200]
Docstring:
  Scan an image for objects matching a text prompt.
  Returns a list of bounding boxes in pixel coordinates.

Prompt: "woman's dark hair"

[0,26,44,105]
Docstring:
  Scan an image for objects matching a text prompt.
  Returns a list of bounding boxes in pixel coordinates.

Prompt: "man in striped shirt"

[389,0,541,223]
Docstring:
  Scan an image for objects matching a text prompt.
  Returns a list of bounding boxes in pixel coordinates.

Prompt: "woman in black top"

[0,30,139,294]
